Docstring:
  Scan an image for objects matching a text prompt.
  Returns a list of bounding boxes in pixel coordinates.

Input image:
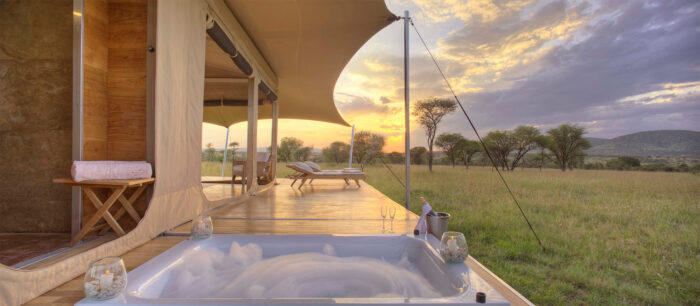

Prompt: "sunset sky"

[203,0,700,152]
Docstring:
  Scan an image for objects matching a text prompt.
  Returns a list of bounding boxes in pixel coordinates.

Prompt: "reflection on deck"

[201,182,245,202]
[180,178,418,234]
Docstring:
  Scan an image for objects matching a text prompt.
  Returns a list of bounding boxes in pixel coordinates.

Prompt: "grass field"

[202,161,700,305]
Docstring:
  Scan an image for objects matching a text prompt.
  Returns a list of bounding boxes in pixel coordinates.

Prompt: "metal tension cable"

[406,18,544,250]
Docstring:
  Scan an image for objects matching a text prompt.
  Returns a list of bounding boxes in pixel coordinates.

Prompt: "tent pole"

[348,124,355,168]
[221,126,229,177]
[404,10,411,210]
[246,76,259,193]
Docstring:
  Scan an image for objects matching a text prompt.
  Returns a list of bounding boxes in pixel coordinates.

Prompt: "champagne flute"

[389,207,396,233]
[380,206,387,233]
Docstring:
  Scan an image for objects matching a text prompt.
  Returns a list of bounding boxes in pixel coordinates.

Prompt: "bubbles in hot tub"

[160,241,440,299]
[322,243,336,256]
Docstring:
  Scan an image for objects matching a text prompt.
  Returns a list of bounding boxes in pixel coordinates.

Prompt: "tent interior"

[1,0,151,268]
[0,0,280,268]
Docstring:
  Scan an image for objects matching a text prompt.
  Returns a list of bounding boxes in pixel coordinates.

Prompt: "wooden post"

[270,99,279,183]
[246,76,259,192]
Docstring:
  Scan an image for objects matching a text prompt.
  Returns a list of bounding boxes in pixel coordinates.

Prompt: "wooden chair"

[232,152,273,189]
[286,163,365,189]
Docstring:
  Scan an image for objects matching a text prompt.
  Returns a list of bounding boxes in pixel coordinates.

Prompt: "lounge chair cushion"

[294,161,314,173]
[305,161,322,172]
[257,152,271,162]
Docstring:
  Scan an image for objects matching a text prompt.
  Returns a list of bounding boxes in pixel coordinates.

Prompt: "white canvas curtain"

[0,1,214,304]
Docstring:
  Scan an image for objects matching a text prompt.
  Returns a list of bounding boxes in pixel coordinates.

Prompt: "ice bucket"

[426,212,450,239]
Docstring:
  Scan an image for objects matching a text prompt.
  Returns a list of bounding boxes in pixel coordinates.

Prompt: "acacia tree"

[455,138,481,171]
[322,141,350,164]
[534,135,552,171]
[435,133,464,167]
[278,137,303,162]
[227,141,239,161]
[509,126,541,170]
[547,124,591,171]
[482,130,514,170]
[412,98,457,172]
[386,152,405,164]
[410,146,427,165]
[203,142,217,161]
[294,146,313,161]
[352,131,385,170]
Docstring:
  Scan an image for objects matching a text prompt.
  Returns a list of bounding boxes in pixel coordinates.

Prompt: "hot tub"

[77,234,509,305]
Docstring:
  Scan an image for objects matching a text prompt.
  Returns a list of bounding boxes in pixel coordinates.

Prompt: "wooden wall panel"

[107,0,147,162]
[82,0,109,162]
[82,0,110,226]
[82,0,149,232]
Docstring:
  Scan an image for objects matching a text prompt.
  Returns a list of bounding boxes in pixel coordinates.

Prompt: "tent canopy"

[203,0,396,127]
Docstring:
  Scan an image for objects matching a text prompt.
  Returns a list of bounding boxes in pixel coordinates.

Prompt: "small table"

[53,177,155,245]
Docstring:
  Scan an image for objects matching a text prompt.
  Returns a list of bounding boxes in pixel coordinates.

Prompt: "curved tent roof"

[205,0,396,127]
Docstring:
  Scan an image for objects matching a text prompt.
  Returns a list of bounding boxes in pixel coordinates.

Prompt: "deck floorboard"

[27,179,531,305]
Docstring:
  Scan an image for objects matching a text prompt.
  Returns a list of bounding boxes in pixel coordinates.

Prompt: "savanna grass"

[202,161,700,304]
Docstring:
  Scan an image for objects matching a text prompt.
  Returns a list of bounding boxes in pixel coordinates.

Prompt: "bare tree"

[412,98,456,172]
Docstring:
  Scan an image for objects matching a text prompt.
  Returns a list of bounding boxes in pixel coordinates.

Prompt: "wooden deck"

[28,179,532,305]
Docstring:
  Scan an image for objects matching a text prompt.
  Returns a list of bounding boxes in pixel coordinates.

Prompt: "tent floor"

[0,233,70,267]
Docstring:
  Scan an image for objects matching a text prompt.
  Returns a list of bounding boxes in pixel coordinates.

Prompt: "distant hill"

[586,137,610,147]
[587,130,700,157]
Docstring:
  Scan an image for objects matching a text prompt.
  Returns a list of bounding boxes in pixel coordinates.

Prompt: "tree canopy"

[436,133,464,167]
[322,141,350,164]
[352,131,385,170]
[410,146,428,165]
[455,138,481,170]
[412,98,457,171]
[546,124,591,171]
[278,137,303,162]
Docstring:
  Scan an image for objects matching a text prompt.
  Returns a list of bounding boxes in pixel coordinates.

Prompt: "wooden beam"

[203,99,267,107]
[205,77,248,84]
[206,0,278,93]
[246,76,259,192]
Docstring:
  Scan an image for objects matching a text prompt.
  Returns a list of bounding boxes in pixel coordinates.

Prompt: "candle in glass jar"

[447,236,458,253]
[99,270,114,289]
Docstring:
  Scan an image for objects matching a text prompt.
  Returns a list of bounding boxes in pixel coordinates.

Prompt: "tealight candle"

[190,215,213,240]
[447,236,458,253]
[440,232,468,263]
[99,270,114,289]
[84,256,126,300]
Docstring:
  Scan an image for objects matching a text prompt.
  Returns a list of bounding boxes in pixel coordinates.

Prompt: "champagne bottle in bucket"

[413,197,434,235]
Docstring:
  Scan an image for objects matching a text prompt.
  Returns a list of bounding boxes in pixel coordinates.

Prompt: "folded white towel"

[71,161,153,182]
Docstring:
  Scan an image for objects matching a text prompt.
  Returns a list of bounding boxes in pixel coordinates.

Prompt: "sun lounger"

[286,162,365,189]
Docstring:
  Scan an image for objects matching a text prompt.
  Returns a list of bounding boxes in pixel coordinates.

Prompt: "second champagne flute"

[380,206,387,233]
[389,207,396,233]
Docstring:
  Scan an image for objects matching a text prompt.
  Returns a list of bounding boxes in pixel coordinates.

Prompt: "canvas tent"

[0,0,395,304]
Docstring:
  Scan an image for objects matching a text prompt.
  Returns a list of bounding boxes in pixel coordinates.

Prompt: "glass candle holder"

[83,256,127,300]
[191,215,213,240]
[440,232,468,263]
